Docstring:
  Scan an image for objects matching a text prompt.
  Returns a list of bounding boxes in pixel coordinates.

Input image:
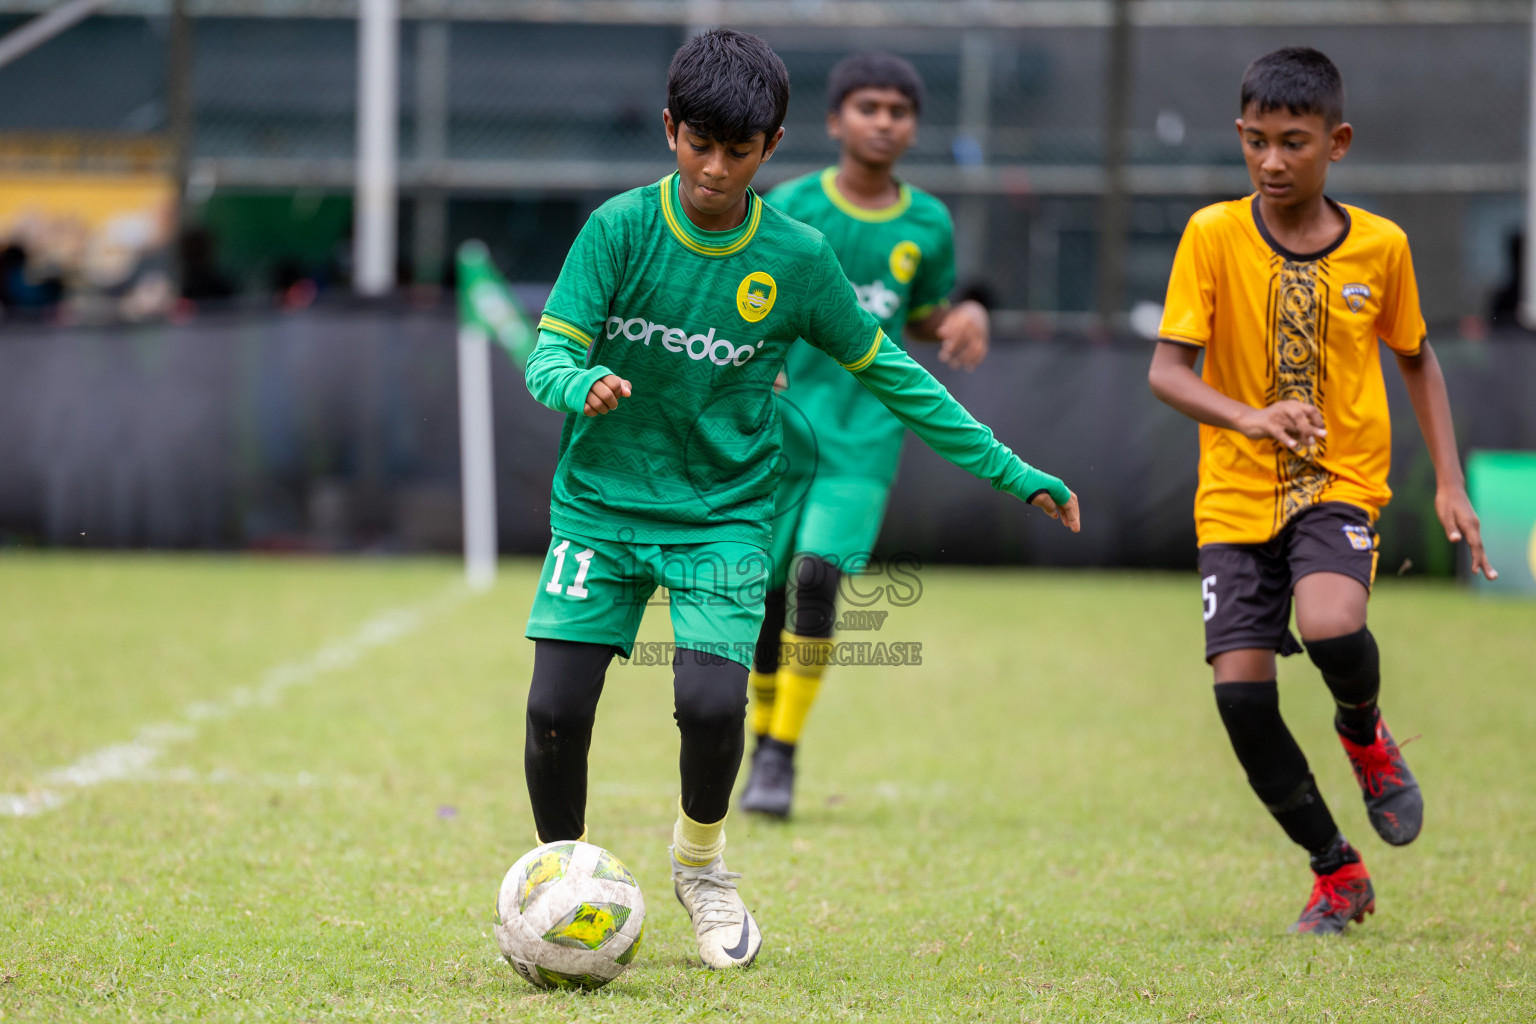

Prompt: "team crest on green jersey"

[736,271,777,323]
[889,241,921,284]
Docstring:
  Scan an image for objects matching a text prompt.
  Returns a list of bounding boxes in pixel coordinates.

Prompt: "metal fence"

[0,0,1532,320]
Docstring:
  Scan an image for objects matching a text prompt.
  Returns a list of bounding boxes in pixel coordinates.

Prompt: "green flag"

[457,240,536,368]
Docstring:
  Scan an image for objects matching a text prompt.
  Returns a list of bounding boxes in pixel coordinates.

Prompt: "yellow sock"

[768,632,831,745]
[749,670,777,737]
[535,827,588,845]
[672,799,726,866]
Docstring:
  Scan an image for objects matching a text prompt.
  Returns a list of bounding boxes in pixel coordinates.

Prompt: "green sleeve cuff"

[560,366,616,414]
[525,328,613,415]
[1020,467,1072,508]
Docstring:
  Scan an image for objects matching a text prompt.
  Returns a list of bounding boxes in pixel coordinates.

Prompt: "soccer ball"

[493,840,646,990]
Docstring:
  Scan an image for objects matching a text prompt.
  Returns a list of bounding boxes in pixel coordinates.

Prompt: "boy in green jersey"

[521,29,1079,971]
[741,52,992,819]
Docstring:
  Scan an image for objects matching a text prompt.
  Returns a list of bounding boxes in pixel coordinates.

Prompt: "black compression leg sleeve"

[674,647,749,824]
[1305,627,1381,745]
[753,585,787,675]
[525,639,614,842]
[787,554,840,639]
[1214,681,1340,856]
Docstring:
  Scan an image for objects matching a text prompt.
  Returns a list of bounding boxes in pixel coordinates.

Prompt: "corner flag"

[457,239,535,368]
[454,239,532,590]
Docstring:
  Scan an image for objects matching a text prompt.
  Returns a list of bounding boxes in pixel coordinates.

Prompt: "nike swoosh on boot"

[722,914,754,960]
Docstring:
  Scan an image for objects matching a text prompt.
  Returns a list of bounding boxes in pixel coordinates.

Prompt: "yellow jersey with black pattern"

[1159,195,1427,546]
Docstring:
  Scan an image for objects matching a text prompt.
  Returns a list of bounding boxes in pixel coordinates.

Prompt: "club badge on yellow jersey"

[1342,283,1371,313]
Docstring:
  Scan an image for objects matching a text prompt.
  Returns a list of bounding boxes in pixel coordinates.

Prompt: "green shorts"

[525,530,770,666]
[769,474,893,588]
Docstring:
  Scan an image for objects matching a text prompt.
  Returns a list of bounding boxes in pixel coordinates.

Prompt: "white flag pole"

[457,323,498,590]
[354,0,398,297]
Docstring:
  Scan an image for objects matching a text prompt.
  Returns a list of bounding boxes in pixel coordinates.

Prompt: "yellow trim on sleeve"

[1158,331,1207,348]
[658,173,761,258]
[906,301,947,322]
[538,315,594,348]
[819,167,912,223]
[840,329,885,373]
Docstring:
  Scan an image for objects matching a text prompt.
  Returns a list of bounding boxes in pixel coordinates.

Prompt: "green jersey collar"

[819,167,912,223]
[659,172,761,258]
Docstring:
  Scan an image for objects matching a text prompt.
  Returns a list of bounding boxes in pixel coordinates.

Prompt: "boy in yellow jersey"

[1149,48,1496,935]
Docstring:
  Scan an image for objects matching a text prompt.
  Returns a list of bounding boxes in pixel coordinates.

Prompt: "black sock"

[787,554,840,638]
[1309,834,1360,875]
[524,639,613,842]
[673,647,748,824]
[753,586,787,677]
[1214,681,1341,856]
[1306,628,1381,745]
[1266,774,1342,858]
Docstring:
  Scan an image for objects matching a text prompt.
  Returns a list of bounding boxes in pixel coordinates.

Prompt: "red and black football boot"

[1338,712,1423,846]
[1290,843,1375,935]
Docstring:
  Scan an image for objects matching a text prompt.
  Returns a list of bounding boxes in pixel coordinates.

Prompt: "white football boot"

[670,847,762,969]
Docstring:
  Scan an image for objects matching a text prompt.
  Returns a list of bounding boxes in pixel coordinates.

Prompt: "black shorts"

[1198,502,1379,662]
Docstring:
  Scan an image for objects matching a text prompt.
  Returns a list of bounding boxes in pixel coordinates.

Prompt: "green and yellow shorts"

[525,530,770,666]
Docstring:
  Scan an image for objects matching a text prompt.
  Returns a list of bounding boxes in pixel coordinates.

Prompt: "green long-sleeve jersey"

[765,168,956,485]
[524,172,1066,549]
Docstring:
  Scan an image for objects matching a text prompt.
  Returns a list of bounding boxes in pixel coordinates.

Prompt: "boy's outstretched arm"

[844,333,1079,532]
[1395,342,1496,578]
[524,328,632,417]
[1148,341,1326,451]
[801,237,1074,530]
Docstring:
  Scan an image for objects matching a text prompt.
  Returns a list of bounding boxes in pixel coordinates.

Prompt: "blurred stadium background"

[1,0,1533,587]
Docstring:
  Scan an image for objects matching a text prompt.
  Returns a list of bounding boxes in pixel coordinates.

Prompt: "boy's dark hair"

[1240,47,1344,125]
[826,51,925,115]
[667,28,790,148]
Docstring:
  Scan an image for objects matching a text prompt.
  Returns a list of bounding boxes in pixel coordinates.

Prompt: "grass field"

[1,553,1532,1022]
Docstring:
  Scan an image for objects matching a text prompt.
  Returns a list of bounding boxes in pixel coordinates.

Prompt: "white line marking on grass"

[1,584,468,817]
[129,767,361,788]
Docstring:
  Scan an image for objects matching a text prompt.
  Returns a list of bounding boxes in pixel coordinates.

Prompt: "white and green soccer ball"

[493,840,646,990]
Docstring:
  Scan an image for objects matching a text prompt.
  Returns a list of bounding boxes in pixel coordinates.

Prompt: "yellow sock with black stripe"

[749,670,777,737]
[671,799,726,867]
[767,632,832,745]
